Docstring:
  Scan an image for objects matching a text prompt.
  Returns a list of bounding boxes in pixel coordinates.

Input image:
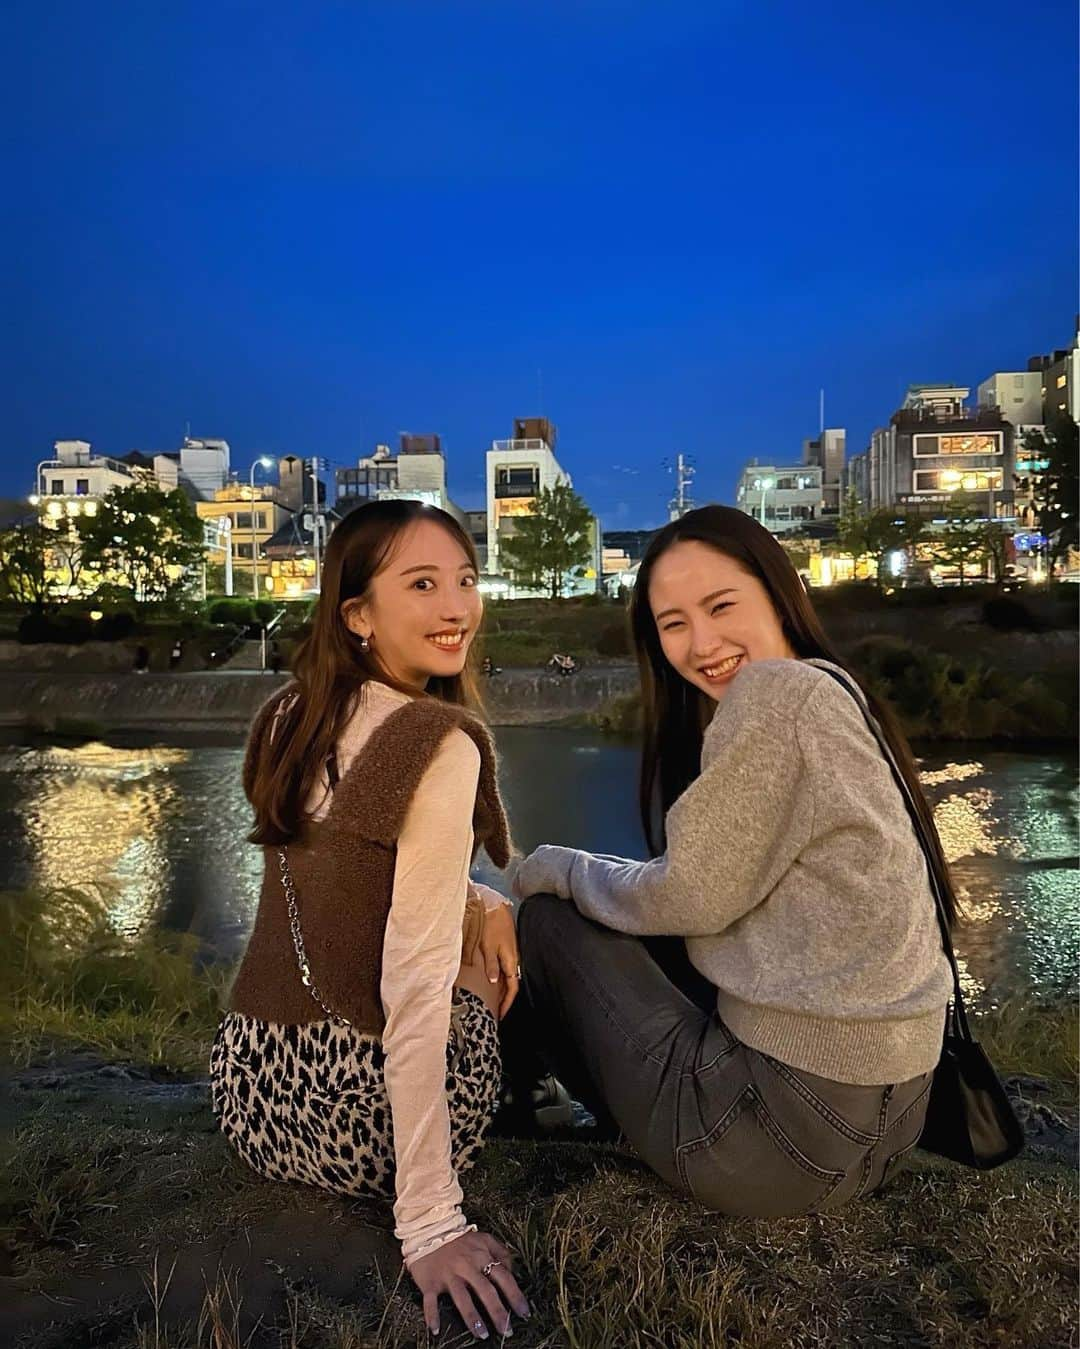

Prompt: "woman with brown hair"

[513,504,954,1217]
[212,499,531,1341]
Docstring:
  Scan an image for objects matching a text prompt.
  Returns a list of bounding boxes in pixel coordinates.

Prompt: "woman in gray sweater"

[512,505,954,1216]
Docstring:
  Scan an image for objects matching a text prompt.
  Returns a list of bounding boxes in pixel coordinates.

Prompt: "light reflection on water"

[0,734,1075,1004]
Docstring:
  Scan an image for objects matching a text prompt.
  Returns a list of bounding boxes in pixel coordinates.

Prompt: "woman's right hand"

[410,1229,530,1339]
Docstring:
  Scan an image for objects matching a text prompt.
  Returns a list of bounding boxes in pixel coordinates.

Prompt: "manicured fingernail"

[489,976,499,983]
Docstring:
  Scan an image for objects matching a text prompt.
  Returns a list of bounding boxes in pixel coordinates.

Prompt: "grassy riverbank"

[3,889,1078,1348]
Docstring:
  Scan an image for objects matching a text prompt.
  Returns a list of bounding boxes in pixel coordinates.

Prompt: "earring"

[360,635,370,651]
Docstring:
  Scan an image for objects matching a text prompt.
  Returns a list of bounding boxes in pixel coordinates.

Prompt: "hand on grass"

[410,1229,530,1339]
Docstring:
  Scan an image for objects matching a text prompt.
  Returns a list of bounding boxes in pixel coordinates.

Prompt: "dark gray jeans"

[517,894,934,1217]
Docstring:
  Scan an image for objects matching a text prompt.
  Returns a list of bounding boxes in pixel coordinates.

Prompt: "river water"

[1,729,1076,1006]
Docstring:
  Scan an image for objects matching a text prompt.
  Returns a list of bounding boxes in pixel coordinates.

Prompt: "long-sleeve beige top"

[289,680,504,1265]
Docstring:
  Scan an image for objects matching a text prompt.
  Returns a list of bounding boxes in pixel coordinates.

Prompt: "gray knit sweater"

[514,658,953,1086]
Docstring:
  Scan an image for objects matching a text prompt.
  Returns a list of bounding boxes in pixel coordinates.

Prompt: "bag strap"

[816,665,973,1044]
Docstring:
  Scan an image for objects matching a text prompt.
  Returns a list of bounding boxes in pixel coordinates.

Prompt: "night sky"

[6,1,1077,527]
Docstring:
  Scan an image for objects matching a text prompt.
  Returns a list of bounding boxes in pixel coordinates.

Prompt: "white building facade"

[976,371,1044,427]
[485,418,569,576]
[736,463,824,533]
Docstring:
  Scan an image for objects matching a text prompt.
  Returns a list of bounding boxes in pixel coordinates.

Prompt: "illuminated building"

[485,418,570,578]
[735,461,825,534]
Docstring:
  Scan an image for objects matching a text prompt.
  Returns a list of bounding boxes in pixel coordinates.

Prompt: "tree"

[835,488,870,560]
[0,517,51,610]
[926,497,987,586]
[499,482,594,600]
[838,508,924,590]
[76,484,205,609]
[1023,415,1079,569]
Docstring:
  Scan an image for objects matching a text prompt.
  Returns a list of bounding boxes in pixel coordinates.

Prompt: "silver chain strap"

[277,848,352,1026]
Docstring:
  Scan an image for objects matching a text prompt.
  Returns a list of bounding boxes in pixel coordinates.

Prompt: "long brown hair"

[630,504,957,928]
[247,499,482,845]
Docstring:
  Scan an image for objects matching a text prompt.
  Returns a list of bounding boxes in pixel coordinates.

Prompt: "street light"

[249,457,275,596]
[756,476,775,528]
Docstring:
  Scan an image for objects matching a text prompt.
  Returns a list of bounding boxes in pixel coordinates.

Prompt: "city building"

[859,386,1014,519]
[802,428,846,517]
[263,507,344,600]
[844,450,870,511]
[485,417,569,576]
[891,385,1013,519]
[175,437,231,500]
[601,529,658,564]
[33,440,163,503]
[194,482,293,593]
[1029,325,1080,425]
[335,434,464,523]
[976,370,1044,427]
[735,462,825,533]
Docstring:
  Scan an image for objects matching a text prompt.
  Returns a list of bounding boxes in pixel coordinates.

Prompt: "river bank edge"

[1,658,1076,742]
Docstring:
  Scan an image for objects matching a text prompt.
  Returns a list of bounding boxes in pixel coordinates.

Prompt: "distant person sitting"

[133,645,150,674]
[169,640,183,671]
[481,655,501,678]
[268,640,283,675]
[548,652,578,677]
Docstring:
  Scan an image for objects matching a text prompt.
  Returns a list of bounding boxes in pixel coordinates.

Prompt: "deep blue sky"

[5,1,1077,527]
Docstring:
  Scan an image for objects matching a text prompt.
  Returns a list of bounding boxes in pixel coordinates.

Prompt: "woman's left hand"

[512,845,578,902]
[478,900,521,1019]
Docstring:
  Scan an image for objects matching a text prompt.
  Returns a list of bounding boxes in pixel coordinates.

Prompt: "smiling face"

[648,540,796,701]
[342,518,483,690]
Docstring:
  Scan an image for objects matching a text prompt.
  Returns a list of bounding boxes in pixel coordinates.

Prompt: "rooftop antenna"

[819,388,825,435]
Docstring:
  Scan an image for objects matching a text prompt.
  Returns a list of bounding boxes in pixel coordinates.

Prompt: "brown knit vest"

[228,686,512,1034]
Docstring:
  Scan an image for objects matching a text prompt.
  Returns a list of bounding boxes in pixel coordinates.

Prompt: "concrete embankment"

[0,667,639,735]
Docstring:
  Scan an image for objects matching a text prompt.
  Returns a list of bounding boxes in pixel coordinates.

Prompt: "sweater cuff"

[402,1219,476,1269]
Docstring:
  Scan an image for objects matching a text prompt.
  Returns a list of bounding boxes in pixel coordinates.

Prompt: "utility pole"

[308,457,327,592]
[668,453,695,521]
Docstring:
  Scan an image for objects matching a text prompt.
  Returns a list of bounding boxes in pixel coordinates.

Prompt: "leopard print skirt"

[210,988,501,1198]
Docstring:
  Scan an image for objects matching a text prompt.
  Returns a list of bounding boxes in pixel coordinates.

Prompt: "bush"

[17,612,95,644]
[207,598,255,626]
[94,610,136,640]
[847,635,1074,740]
[595,619,631,657]
[982,596,1047,632]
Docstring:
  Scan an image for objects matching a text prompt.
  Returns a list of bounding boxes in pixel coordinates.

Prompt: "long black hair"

[630,505,957,929]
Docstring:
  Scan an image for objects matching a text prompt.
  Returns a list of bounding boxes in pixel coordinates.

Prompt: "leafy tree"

[500,482,594,599]
[48,524,88,595]
[0,517,51,610]
[926,497,988,586]
[837,508,924,590]
[1023,415,1079,569]
[76,485,205,609]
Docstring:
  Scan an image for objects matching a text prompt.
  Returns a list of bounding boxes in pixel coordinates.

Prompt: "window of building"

[496,466,540,494]
[913,469,1004,493]
[51,479,63,494]
[1014,374,1026,387]
[75,479,90,495]
[913,433,1002,457]
[1057,374,1068,389]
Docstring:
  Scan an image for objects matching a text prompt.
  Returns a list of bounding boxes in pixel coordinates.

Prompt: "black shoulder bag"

[822,667,1025,1170]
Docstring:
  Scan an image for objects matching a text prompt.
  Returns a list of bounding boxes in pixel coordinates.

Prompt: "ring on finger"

[482,1259,503,1276]
[473,1318,486,1334]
